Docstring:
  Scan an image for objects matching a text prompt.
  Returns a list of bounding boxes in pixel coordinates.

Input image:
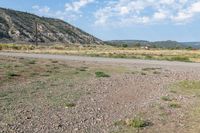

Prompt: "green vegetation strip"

[170,80,200,96]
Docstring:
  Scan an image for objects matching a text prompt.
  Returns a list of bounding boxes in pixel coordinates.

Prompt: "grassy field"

[1,43,200,62]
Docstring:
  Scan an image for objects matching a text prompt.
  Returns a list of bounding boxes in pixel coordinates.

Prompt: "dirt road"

[0,52,200,67]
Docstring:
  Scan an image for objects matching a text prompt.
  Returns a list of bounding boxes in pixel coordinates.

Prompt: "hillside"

[0,7,102,44]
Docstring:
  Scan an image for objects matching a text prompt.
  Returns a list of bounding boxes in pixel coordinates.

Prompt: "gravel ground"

[1,52,200,133]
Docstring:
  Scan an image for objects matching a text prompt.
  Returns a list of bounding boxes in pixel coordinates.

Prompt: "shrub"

[95,71,110,77]
[141,72,147,75]
[153,71,161,74]
[6,71,20,78]
[126,117,151,128]
[27,60,36,64]
[122,44,128,48]
[51,60,58,63]
[65,103,76,108]
[169,102,181,108]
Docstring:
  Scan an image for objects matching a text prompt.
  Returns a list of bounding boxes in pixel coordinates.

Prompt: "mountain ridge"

[0,7,102,45]
[105,40,200,49]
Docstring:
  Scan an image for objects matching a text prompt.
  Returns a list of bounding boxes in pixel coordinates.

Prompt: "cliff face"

[0,7,102,44]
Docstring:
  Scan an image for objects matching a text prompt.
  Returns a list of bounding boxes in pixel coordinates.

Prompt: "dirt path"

[0,52,200,67]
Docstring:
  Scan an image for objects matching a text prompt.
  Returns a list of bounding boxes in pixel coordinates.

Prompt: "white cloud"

[94,0,200,27]
[171,12,193,22]
[189,1,200,13]
[32,5,50,13]
[159,0,175,5]
[32,0,95,22]
[119,6,129,15]
[65,0,95,12]
[153,11,167,20]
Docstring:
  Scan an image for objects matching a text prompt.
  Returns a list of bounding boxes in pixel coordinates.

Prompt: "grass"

[169,102,181,108]
[167,56,190,62]
[0,92,8,98]
[27,60,36,64]
[51,60,59,63]
[161,96,172,101]
[95,71,110,77]
[127,117,150,128]
[2,44,200,63]
[167,80,200,132]
[141,72,147,75]
[153,71,161,74]
[142,67,161,71]
[114,116,152,132]
[77,67,88,71]
[6,71,20,78]
[170,80,200,96]
[65,103,76,108]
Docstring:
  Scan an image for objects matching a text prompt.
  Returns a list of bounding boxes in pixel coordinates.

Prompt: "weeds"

[65,103,76,108]
[141,72,147,75]
[167,56,190,62]
[27,60,36,64]
[77,67,88,72]
[142,68,161,71]
[51,60,58,63]
[153,71,161,74]
[169,102,181,108]
[114,116,152,130]
[95,71,110,77]
[1,44,200,62]
[170,80,200,95]
[161,96,172,101]
[127,117,150,128]
[6,72,19,78]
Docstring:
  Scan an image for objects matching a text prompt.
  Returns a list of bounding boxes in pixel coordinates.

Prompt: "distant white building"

[141,46,150,50]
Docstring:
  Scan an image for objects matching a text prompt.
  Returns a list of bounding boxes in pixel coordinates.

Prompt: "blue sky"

[1,0,200,42]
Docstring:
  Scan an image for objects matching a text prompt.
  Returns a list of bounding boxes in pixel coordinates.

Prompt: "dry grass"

[1,43,200,62]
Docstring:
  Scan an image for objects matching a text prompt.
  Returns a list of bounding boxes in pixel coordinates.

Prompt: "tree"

[134,43,141,47]
[122,44,128,48]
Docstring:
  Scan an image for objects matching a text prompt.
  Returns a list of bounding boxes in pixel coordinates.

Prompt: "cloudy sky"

[1,0,200,41]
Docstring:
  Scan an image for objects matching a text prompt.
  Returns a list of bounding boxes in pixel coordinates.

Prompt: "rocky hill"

[0,7,102,44]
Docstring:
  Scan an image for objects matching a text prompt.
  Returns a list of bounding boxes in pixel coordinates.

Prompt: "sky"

[1,0,200,42]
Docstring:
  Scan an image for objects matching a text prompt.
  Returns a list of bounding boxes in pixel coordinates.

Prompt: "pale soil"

[1,52,200,133]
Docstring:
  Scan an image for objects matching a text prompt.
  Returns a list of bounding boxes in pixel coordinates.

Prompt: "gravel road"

[0,52,200,67]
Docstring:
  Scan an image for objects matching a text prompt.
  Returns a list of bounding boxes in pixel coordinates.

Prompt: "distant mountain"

[0,7,102,44]
[181,42,200,49]
[106,40,149,46]
[106,40,200,49]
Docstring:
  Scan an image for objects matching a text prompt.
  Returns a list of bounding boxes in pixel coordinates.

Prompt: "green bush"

[95,71,110,77]
[65,103,76,108]
[127,117,151,128]
[6,71,20,78]
[169,102,181,108]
